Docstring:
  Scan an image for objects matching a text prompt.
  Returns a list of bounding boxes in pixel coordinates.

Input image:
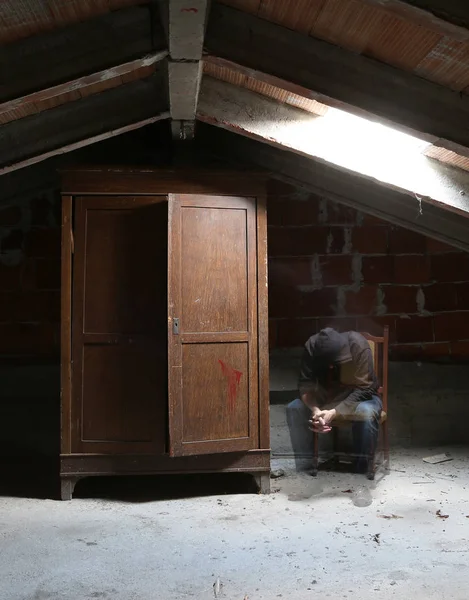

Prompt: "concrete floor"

[1,447,469,600]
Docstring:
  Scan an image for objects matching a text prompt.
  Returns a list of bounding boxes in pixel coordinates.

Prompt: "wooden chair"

[311,326,389,480]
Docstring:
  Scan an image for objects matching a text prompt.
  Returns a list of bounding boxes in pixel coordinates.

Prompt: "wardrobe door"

[71,196,167,454]
[168,194,259,456]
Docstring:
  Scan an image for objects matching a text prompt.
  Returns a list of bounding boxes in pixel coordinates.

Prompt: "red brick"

[426,237,457,253]
[1,229,23,252]
[451,341,469,359]
[431,253,469,283]
[351,226,388,254]
[382,285,419,314]
[433,312,469,341]
[299,288,338,318]
[421,343,451,358]
[26,228,61,258]
[361,213,387,226]
[456,282,469,309]
[0,322,59,356]
[327,202,358,225]
[267,197,320,226]
[0,263,21,291]
[269,286,302,318]
[423,283,457,312]
[356,316,396,340]
[276,318,318,347]
[388,227,426,254]
[344,286,378,315]
[268,320,277,350]
[20,259,36,291]
[362,256,394,284]
[396,315,433,343]
[389,344,422,361]
[268,226,328,257]
[394,255,431,284]
[269,258,312,287]
[320,255,353,285]
[31,195,52,227]
[327,227,346,254]
[0,291,60,323]
[35,259,61,290]
[318,317,357,333]
[0,206,22,227]
[267,179,296,197]
[269,286,337,318]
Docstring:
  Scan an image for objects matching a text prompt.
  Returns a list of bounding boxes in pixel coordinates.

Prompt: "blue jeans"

[286,396,383,472]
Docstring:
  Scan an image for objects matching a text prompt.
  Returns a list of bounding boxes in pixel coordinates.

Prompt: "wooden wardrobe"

[60,168,270,500]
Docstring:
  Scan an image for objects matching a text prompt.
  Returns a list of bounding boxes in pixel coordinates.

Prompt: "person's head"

[313,328,352,367]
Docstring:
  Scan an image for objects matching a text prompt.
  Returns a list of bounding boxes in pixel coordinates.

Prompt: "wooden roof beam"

[205,3,469,157]
[197,76,469,252]
[167,0,210,142]
[0,73,170,175]
[0,6,166,106]
[0,51,168,118]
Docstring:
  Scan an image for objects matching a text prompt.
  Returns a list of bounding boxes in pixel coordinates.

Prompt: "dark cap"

[313,328,352,365]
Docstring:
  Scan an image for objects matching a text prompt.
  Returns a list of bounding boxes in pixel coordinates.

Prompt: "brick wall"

[268,181,469,361]
[0,189,61,359]
[2,179,469,363]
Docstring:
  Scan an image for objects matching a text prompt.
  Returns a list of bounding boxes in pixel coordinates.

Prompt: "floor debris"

[270,469,285,479]
[436,510,449,520]
[342,489,353,494]
[423,453,453,465]
[372,534,381,544]
[379,514,403,520]
[213,577,222,598]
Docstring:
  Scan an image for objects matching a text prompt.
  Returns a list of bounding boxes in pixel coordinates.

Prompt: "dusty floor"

[1,447,469,600]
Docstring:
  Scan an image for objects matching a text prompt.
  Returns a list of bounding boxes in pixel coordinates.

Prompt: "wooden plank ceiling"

[219,0,469,93]
[203,61,329,115]
[0,0,469,176]
[0,65,155,125]
[0,0,142,44]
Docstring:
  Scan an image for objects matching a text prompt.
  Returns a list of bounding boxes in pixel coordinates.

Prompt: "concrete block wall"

[0,189,61,359]
[268,180,469,361]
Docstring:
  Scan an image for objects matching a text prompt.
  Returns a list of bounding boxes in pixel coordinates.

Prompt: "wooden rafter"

[205,3,469,154]
[196,76,469,252]
[0,51,168,118]
[0,6,165,105]
[0,74,169,174]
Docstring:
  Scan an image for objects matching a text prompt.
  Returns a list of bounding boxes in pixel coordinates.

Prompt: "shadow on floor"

[0,454,259,501]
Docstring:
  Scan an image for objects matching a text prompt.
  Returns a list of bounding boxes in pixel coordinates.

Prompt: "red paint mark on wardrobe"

[218,359,242,412]
[181,7,198,12]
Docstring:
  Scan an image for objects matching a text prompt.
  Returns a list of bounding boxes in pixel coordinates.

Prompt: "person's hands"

[309,409,337,434]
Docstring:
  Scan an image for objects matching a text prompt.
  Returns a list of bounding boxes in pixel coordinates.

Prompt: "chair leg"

[367,452,376,480]
[366,421,379,480]
[312,432,319,476]
[383,420,390,471]
[332,427,340,469]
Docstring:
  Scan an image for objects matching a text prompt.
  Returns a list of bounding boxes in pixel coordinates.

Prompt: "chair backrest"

[360,327,389,413]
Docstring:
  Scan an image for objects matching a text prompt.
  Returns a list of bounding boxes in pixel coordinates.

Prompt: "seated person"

[286,327,382,474]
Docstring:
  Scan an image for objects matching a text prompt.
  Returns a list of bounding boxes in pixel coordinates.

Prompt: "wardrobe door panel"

[72,197,167,454]
[168,195,259,456]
